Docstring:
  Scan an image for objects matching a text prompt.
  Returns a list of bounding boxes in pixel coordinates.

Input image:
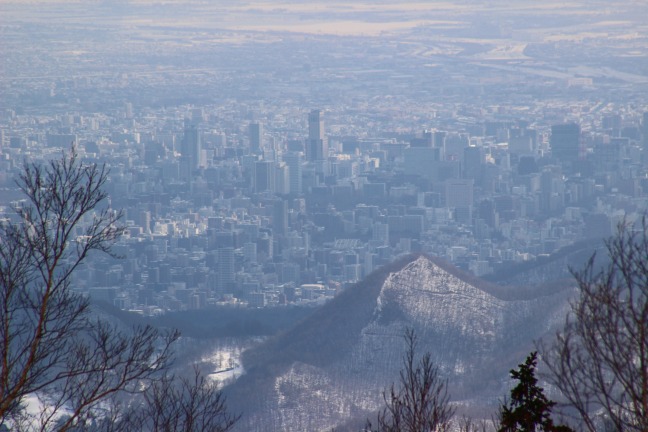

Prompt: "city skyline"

[1,1,648,430]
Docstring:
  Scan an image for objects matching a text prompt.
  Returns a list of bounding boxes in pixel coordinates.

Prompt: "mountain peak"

[374,255,505,340]
[227,254,572,431]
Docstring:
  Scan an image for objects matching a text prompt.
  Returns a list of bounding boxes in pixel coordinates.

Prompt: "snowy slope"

[227,255,572,431]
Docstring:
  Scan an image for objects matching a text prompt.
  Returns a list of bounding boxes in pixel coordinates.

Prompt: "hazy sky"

[2,0,647,38]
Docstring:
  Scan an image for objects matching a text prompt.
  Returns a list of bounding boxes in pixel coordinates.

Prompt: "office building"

[445,178,474,208]
[249,122,263,153]
[307,110,328,162]
[273,199,289,236]
[551,123,580,162]
[216,247,235,295]
[463,146,483,179]
[254,160,275,193]
[403,147,441,178]
[284,151,303,194]
[181,119,202,173]
[243,242,257,263]
[274,163,290,195]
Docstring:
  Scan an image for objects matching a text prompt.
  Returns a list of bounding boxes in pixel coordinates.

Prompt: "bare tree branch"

[367,328,454,432]
[542,217,648,431]
[0,148,186,431]
[107,366,240,432]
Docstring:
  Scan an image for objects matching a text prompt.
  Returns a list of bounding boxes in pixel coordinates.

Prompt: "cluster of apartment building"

[1,103,647,314]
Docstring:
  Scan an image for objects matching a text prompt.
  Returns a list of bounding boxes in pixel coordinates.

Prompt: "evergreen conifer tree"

[498,352,572,432]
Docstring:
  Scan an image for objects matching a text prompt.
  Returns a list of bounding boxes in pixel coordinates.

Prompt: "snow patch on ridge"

[375,256,506,340]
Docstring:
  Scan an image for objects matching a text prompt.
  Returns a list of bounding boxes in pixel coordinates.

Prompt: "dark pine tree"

[498,352,572,432]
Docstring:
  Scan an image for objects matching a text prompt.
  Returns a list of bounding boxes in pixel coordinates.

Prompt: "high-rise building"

[463,146,483,179]
[602,114,622,135]
[243,242,257,263]
[550,123,580,162]
[273,199,289,236]
[433,131,446,154]
[540,165,565,213]
[257,232,273,260]
[274,163,290,195]
[216,247,235,295]
[403,147,440,178]
[124,102,133,119]
[372,222,389,246]
[139,211,151,234]
[307,110,328,162]
[181,119,202,173]
[284,151,303,194]
[254,160,275,193]
[249,122,263,153]
[409,131,433,147]
[445,178,474,208]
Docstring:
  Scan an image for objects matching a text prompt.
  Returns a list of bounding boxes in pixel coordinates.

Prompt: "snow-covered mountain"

[225,254,573,431]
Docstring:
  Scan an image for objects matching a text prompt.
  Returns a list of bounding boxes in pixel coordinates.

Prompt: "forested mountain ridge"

[224,254,574,431]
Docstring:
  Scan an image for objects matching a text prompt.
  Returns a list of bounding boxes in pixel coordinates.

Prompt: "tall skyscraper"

[181,119,202,173]
[274,163,290,195]
[254,160,275,193]
[273,199,289,236]
[307,110,328,162]
[216,247,235,295]
[249,122,263,153]
[284,151,303,194]
[550,123,580,162]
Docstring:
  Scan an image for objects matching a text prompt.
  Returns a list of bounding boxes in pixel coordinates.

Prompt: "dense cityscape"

[2,95,648,314]
[1,0,648,314]
[2,1,648,430]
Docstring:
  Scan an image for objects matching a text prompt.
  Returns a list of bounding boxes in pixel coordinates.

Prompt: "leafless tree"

[367,328,454,432]
[542,219,648,431]
[133,367,240,432]
[0,148,178,431]
[456,416,493,432]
